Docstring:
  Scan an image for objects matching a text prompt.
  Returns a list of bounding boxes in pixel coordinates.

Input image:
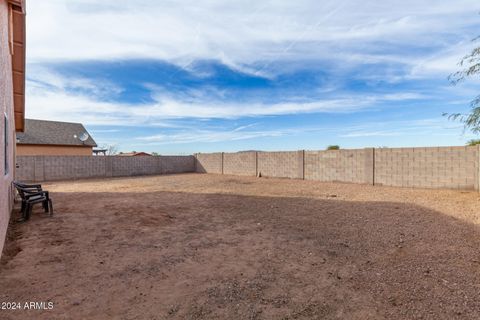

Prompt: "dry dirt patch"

[1,173,480,319]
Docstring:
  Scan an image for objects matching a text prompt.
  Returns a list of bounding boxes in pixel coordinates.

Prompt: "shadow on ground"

[1,190,480,320]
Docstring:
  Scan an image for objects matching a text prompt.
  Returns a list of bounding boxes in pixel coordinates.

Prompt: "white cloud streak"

[25,70,426,125]
[134,117,463,145]
[27,0,480,77]
[137,129,285,145]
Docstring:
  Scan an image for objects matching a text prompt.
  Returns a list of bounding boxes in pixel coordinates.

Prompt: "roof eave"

[17,143,96,148]
[8,0,24,11]
[9,0,26,132]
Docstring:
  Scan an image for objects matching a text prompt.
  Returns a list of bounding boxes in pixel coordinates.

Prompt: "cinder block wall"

[16,147,480,191]
[195,153,223,174]
[194,146,480,191]
[16,155,196,182]
[257,151,304,179]
[44,156,107,180]
[305,149,371,183]
[195,151,304,178]
[111,156,160,177]
[161,156,196,174]
[223,152,257,176]
[375,146,478,190]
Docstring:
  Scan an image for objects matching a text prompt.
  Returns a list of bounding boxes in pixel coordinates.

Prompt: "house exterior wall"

[1,0,17,256]
[17,144,93,156]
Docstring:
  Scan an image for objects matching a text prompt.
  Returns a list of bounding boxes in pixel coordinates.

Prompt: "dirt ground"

[2,173,480,319]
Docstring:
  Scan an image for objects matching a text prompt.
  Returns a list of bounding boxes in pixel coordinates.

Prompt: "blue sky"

[25,1,480,154]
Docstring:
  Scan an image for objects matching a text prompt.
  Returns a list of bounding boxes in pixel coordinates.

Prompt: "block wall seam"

[373,148,375,186]
[302,150,305,180]
[32,156,36,182]
[476,145,478,191]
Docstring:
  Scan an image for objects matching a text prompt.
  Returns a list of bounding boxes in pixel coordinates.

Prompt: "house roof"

[17,119,97,147]
[118,152,152,156]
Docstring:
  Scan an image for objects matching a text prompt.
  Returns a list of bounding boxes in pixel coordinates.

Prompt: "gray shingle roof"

[16,119,97,147]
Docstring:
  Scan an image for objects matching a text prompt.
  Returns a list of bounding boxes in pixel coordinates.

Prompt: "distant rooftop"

[118,152,152,156]
[17,119,97,147]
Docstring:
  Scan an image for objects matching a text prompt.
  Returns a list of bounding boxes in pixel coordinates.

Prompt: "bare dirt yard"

[2,173,480,319]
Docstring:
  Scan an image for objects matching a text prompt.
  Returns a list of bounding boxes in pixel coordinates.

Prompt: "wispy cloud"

[133,117,464,146]
[27,1,479,76]
[26,70,427,125]
[23,1,480,152]
[340,131,402,138]
[137,128,285,145]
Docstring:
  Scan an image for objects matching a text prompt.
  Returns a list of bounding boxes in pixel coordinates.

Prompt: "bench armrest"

[17,183,42,190]
[20,183,42,188]
[24,191,49,199]
[22,187,43,193]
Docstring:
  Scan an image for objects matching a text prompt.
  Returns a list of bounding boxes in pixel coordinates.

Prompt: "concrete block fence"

[16,155,196,182]
[15,146,480,190]
[195,146,480,190]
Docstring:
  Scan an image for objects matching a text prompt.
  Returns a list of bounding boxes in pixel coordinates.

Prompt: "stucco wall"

[17,145,93,156]
[0,0,16,256]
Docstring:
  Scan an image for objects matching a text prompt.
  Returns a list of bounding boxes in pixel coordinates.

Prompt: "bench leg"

[48,199,53,216]
[20,201,25,215]
[25,203,33,221]
[17,204,27,222]
[43,199,50,213]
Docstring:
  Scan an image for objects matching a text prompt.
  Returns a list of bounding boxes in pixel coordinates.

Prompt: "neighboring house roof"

[118,152,152,156]
[16,119,97,147]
